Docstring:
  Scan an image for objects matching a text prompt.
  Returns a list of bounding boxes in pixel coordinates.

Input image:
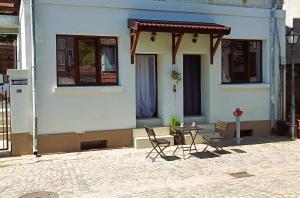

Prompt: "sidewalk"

[0,137,299,198]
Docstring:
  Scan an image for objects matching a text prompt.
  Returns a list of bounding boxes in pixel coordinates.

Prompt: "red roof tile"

[128,19,231,35]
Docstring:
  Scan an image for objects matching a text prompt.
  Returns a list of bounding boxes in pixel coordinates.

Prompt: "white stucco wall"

[7,70,31,134]
[156,0,282,9]
[19,0,33,71]
[18,0,285,134]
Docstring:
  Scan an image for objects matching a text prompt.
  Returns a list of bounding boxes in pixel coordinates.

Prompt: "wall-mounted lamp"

[192,33,198,43]
[150,32,157,42]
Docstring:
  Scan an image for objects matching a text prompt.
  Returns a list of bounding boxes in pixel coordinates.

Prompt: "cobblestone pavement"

[1,138,300,198]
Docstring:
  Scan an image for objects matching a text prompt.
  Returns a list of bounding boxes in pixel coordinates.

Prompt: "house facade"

[7,0,286,155]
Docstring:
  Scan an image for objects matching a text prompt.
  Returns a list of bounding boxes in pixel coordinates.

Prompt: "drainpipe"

[270,0,277,131]
[282,63,286,121]
[30,0,38,156]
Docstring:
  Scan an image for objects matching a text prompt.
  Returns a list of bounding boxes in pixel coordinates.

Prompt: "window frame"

[56,34,119,87]
[222,39,263,84]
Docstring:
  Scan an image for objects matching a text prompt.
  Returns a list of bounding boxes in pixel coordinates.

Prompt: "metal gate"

[0,85,10,151]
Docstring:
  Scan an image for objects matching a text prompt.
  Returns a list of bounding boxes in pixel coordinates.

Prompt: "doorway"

[183,55,201,116]
[136,54,157,118]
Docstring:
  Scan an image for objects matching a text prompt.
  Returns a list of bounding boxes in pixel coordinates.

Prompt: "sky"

[283,0,300,28]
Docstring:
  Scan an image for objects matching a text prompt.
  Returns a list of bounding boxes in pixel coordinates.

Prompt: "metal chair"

[202,121,229,152]
[144,127,170,162]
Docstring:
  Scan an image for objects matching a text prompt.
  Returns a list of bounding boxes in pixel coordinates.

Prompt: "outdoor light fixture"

[192,33,198,43]
[150,32,157,42]
[286,28,299,140]
[287,28,299,45]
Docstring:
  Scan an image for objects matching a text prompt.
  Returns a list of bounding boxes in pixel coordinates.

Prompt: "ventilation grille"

[81,140,107,151]
[235,129,253,137]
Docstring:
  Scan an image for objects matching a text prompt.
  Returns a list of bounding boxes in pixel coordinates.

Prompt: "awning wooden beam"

[210,34,223,64]
[172,33,184,64]
[130,30,140,64]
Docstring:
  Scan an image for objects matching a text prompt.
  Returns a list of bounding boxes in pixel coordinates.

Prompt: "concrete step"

[136,118,163,128]
[184,131,216,145]
[184,116,206,125]
[134,135,174,149]
[181,123,215,144]
[133,127,174,149]
[133,127,170,138]
[133,123,215,149]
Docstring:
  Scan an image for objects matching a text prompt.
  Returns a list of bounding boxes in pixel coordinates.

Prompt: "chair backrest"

[215,121,229,137]
[144,127,157,142]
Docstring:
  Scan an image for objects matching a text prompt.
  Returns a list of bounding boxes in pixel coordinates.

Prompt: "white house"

[4,0,286,155]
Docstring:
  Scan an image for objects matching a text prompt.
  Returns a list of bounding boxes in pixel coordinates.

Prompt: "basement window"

[235,129,253,137]
[80,140,107,151]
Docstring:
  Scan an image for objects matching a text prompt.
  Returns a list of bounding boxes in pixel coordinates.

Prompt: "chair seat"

[154,138,170,145]
[203,132,221,139]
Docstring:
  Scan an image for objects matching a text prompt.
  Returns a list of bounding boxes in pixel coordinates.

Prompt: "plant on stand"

[170,116,181,145]
[171,70,182,92]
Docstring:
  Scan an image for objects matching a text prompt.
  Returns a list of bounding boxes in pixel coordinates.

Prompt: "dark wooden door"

[183,55,201,116]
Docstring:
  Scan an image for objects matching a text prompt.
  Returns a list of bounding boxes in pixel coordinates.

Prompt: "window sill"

[220,83,271,90]
[53,86,125,95]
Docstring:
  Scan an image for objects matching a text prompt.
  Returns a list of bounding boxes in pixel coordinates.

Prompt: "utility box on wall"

[7,69,31,134]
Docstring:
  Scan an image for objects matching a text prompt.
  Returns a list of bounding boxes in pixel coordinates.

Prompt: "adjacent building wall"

[283,0,300,64]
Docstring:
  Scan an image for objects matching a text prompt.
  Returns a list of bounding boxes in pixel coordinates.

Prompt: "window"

[222,39,262,84]
[56,35,118,86]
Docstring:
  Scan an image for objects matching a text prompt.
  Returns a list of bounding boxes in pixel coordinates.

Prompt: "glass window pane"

[232,41,248,82]
[100,38,117,84]
[222,40,231,83]
[57,36,75,85]
[57,51,65,66]
[78,39,97,84]
[222,39,262,84]
[57,37,65,50]
[249,41,262,83]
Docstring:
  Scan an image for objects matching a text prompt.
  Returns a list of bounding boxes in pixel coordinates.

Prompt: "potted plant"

[170,116,181,134]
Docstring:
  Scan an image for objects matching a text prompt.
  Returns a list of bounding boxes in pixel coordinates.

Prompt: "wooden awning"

[128,19,231,64]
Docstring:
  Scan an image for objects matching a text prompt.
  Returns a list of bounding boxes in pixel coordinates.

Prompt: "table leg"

[189,131,198,153]
[172,140,179,155]
[180,132,186,159]
[202,136,210,152]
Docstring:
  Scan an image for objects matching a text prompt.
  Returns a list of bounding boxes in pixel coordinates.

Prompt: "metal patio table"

[172,125,203,159]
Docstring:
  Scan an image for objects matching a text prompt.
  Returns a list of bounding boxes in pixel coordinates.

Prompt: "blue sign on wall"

[11,78,28,85]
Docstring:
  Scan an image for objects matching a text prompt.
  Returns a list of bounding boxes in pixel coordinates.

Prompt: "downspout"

[30,0,38,156]
[270,0,277,131]
[274,6,285,122]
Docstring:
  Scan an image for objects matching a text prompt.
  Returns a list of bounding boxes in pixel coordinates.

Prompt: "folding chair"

[145,127,170,162]
[202,121,229,152]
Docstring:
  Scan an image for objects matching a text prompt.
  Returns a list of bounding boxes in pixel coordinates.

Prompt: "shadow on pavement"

[191,151,220,159]
[230,149,247,153]
[222,136,291,147]
[214,149,232,155]
[162,156,181,161]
